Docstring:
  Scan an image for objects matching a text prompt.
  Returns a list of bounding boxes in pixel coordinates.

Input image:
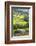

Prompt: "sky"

[12,7,29,13]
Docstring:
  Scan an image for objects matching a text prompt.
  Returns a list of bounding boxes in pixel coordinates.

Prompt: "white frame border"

[10,5,32,40]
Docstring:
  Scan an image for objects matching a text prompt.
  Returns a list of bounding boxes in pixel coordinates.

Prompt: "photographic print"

[12,7,29,36]
[5,2,35,44]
